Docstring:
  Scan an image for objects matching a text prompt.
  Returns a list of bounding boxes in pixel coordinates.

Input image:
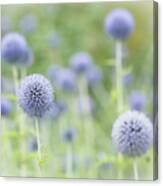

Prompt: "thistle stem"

[35,118,42,175]
[115,41,123,113]
[133,158,139,180]
[12,66,19,94]
[66,143,73,178]
[115,41,124,179]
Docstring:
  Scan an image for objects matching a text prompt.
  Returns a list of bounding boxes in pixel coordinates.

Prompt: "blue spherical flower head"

[112,111,153,157]
[47,100,66,120]
[86,66,102,87]
[20,14,37,33]
[123,73,133,86]
[70,52,93,73]
[47,64,61,81]
[63,128,77,142]
[1,33,32,66]
[1,97,11,116]
[57,69,76,92]
[18,74,54,118]
[28,138,38,152]
[129,91,146,111]
[104,9,135,40]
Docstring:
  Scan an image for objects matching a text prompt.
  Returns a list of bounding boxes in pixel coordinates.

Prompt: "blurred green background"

[1,1,154,180]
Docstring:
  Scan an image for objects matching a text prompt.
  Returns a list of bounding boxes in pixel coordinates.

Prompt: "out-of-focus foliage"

[1,1,154,180]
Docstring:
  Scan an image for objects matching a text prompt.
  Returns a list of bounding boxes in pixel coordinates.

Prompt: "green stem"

[66,143,73,178]
[20,68,27,78]
[133,158,139,180]
[12,66,19,95]
[115,41,123,113]
[78,76,94,151]
[115,41,124,179]
[35,118,42,175]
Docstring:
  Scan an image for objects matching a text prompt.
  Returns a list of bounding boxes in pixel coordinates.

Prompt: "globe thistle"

[112,111,153,157]
[104,9,135,40]
[70,52,93,73]
[28,138,38,152]
[1,97,11,116]
[46,101,66,120]
[47,64,61,81]
[20,14,37,33]
[86,66,102,87]
[129,91,146,111]
[18,74,54,118]
[1,33,32,66]
[123,73,133,86]
[57,69,76,92]
[63,128,77,142]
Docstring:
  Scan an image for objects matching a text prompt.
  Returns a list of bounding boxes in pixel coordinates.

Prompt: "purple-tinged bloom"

[104,9,135,40]
[129,91,146,111]
[20,14,37,33]
[86,66,102,86]
[112,111,153,157]
[63,128,77,142]
[123,73,133,85]
[47,32,61,48]
[1,33,32,66]
[18,74,54,118]
[47,64,61,81]
[28,138,38,152]
[57,69,76,92]
[1,97,11,116]
[70,52,93,73]
[47,101,66,119]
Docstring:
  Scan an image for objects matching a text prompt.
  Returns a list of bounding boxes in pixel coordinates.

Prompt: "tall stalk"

[35,118,42,175]
[133,158,139,180]
[12,66,19,95]
[66,143,73,178]
[115,41,123,114]
[115,41,124,179]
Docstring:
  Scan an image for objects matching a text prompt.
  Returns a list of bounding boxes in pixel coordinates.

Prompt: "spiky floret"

[18,74,54,118]
[112,111,153,157]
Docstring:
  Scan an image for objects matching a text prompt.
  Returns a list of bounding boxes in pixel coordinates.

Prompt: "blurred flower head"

[28,138,38,152]
[1,32,33,66]
[62,128,77,142]
[47,100,66,120]
[123,73,133,86]
[1,97,11,116]
[70,52,93,73]
[47,31,62,48]
[104,9,135,40]
[18,74,54,118]
[47,64,61,81]
[57,69,76,92]
[129,91,146,111]
[112,111,153,157]
[20,14,37,33]
[86,66,102,87]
